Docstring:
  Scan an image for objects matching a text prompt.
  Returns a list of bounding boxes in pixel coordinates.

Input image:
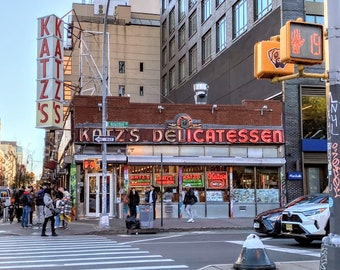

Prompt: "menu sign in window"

[207,171,228,189]
[155,173,177,186]
[129,174,151,187]
[182,173,204,188]
[206,191,223,202]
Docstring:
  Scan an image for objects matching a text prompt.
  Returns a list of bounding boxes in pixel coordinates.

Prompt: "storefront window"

[232,167,279,203]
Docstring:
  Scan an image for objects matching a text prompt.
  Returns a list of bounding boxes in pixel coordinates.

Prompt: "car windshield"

[285,194,328,208]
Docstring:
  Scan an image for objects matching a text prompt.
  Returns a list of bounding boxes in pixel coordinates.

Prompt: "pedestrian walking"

[128,187,140,218]
[41,188,58,237]
[20,188,31,228]
[28,186,36,226]
[183,184,197,223]
[35,186,45,227]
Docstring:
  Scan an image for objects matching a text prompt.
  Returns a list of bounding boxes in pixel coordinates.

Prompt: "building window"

[119,61,125,73]
[64,81,72,101]
[162,20,167,44]
[178,0,186,22]
[202,30,211,64]
[162,0,168,12]
[119,85,125,96]
[189,10,197,38]
[162,74,168,96]
[179,56,186,83]
[178,24,186,49]
[306,14,324,24]
[254,0,272,21]
[64,56,72,75]
[202,0,212,23]
[301,89,326,139]
[140,86,144,96]
[216,16,226,53]
[140,62,144,72]
[162,47,167,67]
[215,0,224,8]
[169,66,176,90]
[169,8,175,35]
[233,0,247,39]
[189,0,197,10]
[189,44,197,75]
[169,37,176,60]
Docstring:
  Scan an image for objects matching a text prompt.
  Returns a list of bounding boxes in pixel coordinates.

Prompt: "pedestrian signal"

[280,19,324,65]
[254,41,294,79]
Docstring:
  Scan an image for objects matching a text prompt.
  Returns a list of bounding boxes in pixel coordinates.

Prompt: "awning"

[74,155,127,163]
[127,156,286,166]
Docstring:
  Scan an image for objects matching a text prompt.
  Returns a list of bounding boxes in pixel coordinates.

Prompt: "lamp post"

[99,0,111,228]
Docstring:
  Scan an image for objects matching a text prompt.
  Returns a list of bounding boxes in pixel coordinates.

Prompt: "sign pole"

[99,0,111,228]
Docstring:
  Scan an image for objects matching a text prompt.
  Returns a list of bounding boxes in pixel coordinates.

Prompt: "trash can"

[139,204,153,228]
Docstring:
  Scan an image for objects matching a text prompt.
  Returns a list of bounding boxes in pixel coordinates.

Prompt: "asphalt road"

[108,230,322,270]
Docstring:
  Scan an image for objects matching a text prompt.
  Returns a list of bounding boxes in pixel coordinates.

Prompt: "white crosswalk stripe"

[0,236,188,270]
[225,240,321,258]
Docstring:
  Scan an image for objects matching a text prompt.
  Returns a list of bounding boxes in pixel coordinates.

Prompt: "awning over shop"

[127,156,286,166]
[74,155,127,163]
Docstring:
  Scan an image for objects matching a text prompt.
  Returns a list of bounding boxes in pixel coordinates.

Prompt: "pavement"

[0,216,320,270]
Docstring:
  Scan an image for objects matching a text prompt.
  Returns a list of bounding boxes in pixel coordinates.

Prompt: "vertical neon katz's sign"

[36,15,64,129]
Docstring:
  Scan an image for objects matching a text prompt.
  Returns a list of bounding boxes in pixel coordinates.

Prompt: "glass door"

[86,173,113,217]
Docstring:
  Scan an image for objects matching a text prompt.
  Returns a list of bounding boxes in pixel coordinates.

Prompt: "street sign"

[106,121,128,127]
[94,135,116,143]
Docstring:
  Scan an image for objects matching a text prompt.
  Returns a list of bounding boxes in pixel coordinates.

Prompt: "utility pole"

[320,0,340,269]
[99,0,111,228]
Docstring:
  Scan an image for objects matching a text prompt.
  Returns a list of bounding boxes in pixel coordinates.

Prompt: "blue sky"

[0,1,78,178]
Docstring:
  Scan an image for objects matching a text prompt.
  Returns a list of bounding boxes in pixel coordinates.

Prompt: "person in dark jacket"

[147,185,158,219]
[183,184,196,223]
[128,187,140,218]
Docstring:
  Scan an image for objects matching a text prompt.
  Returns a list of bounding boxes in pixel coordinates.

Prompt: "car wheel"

[294,237,313,245]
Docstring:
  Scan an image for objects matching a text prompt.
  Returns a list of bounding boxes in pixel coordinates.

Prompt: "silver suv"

[281,193,329,244]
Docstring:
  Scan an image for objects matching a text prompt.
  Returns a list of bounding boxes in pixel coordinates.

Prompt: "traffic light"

[280,20,324,65]
[254,40,294,79]
[83,159,101,171]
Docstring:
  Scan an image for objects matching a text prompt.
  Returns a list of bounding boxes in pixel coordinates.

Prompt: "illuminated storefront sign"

[129,174,151,187]
[76,127,284,144]
[154,174,177,186]
[207,172,228,189]
[182,173,204,188]
[36,14,64,129]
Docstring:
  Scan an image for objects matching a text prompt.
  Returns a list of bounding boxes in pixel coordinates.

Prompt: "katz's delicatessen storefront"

[72,97,286,219]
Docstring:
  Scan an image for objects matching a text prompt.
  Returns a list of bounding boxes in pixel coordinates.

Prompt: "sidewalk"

[0,217,320,269]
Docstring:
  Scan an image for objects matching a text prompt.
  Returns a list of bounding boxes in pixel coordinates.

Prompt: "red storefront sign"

[129,174,151,187]
[207,171,228,189]
[154,174,177,186]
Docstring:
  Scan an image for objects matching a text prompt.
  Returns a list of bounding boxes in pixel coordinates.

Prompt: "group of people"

[124,183,197,223]
[11,185,72,237]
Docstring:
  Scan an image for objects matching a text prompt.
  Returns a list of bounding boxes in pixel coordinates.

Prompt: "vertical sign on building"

[36,15,64,129]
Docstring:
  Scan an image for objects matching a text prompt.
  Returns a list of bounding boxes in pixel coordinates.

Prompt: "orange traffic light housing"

[280,20,324,65]
[254,40,294,79]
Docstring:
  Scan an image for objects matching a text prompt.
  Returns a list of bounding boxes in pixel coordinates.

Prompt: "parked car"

[281,193,329,244]
[253,193,328,237]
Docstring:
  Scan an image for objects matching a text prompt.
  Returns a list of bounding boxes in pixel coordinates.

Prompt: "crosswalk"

[0,236,189,270]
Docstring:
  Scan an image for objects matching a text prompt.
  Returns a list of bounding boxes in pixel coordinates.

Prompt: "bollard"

[319,233,340,270]
[233,233,276,270]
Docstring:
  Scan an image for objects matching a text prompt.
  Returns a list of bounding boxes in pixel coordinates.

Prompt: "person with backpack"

[183,184,197,223]
[20,188,31,228]
[35,186,45,227]
[41,187,58,237]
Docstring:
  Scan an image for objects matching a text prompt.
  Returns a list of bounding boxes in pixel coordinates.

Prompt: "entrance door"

[85,173,113,217]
